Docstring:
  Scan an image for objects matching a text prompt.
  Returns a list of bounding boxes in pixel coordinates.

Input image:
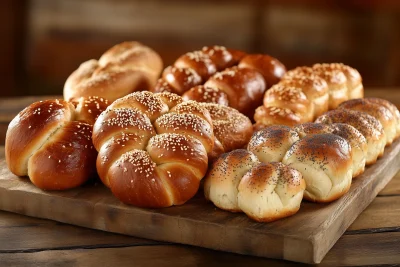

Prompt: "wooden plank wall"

[2,0,400,96]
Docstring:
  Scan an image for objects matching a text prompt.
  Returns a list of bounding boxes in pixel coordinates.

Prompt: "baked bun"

[314,63,363,99]
[364,97,400,138]
[93,92,214,208]
[263,84,313,122]
[282,133,353,202]
[247,125,300,163]
[199,103,253,160]
[204,67,266,118]
[238,54,286,87]
[237,162,305,222]
[315,109,386,165]
[293,122,367,177]
[70,96,110,125]
[5,99,100,190]
[312,64,348,109]
[201,45,241,70]
[64,41,163,102]
[338,98,397,145]
[280,74,329,119]
[182,85,229,106]
[155,66,202,95]
[254,106,302,127]
[204,149,260,212]
[174,51,217,81]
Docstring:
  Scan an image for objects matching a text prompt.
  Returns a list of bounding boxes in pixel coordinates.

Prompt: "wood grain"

[0,233,399,267]
[1,139,400,264]
[378,171,400,196]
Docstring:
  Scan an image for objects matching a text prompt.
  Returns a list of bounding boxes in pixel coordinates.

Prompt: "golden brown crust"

[238,54,286,87]
[159,66,202,94]
[254,105,302,127]
[199,103,253,160]
[5,99,103,190]
[174,51,217,81]
[201,46,238,70]
[70,96,110,125]
[204,67,266,118]
[64,41,163,102]
[182,85,229,106]
[92,92,213,207]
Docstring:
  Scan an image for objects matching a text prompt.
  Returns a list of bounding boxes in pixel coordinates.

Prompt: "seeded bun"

[282,133,353,202]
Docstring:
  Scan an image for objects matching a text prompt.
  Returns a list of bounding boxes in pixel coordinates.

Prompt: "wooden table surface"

[1,90,400,267]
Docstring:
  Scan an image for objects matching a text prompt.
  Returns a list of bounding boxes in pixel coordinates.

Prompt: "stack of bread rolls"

[64,41,163,102]
[152,46,286,118]
[205,97,400,222]
[5,96,109,190]
[92,91,252,207]
[254,63,363,129]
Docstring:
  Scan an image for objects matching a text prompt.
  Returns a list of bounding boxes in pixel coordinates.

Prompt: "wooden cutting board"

[1,140,400,264]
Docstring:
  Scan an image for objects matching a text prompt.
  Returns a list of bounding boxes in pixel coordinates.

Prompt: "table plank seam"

[0,242,173,254]
[345,226,400,235]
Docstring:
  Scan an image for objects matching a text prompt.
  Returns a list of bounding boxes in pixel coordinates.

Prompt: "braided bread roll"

[315,109,386,165]
[64,41,163,102]
[152,46,286,118]
[247,126,354,202]
[204,149,305,222]
[254,63,363,128]
[5,97,108,190]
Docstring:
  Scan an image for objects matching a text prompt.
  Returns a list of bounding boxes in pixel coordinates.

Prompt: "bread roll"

[293,122,367,177]
[315,109,385,165]
[64,41,163,102]
[280,74,329,119]
[237,162,305,222]
[156,66,202,95]
[5,99,100,190]
[282,134,353,202]
[364,97,400,138]
[199,103,253,160]
[247,125,300,163]
[70,96,110,125]
[314,63,363,99]
[312,64,348,109]
[204,149,260,212]
[182,85,229,106]
[238,54,286,87]
[93,92,214,207]
[263,84,313,122]
[174,51,217,81]
[204,67,266,118]
[254,106,302,127]
[339,98,397,145]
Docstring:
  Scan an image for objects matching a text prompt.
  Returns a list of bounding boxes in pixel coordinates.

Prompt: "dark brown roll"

[5,99,100,190]
[70,96,110,125]
[204,67,266,118]
[238,54,286,87]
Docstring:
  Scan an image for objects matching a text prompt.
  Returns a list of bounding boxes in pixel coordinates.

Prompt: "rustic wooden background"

[2,0,400,97]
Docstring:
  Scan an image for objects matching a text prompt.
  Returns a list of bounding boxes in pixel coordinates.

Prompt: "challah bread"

[204,149,260,212]
[64,41,163,102]
[338,98,397,145]
[182,85,229,106]
[70,96,110,125]
[255,63,363,128]
[5,99,102,190]
[199,103,253,161]
[282,134,353,203]
[313,63,363,99]
[315,109,386,165]
[203,67,266,118]
[247,125,300,163]
[280,74,329,119]
[237,162,305,222]
[364,97,400,138]
[238,54,286,87]
[293,122,367,177]
[262,84,314,123]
